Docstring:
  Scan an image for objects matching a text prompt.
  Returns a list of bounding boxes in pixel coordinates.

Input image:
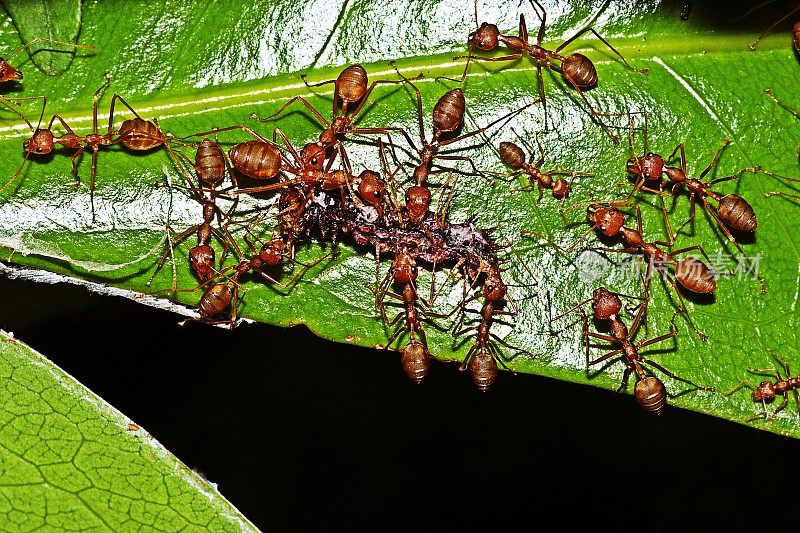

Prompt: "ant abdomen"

[675,257,716,294]
[561,53,598,89]
[717,194,757,231]
[470,352,498,392]
[118,117,166,151]
[198,282,233,318]
[195,138,226,186]
[498,141,526,168]
[337,64,368,102]
[432,88,465,133]
[401,341,429,383]
[228,140,281,180]
[635,376,667,415]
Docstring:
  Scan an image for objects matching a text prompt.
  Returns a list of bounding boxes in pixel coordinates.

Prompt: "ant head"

[23,129,55,155]
[591,287,622,320]
[0,58,22,82]
[469,22,500,51]
[634,376,667,415]
[627,153,664,180]
[357,170,385,207]
[405,185,431,224]
[401,341,429,383]
[587,205,624,237]
[499,141,526,169]
[392,252,418,284]
[300,142,326,171]
[482,266,507,302]
[318,129,337,148]
[753,380,776,402]
[259,239,284,267]
[189,245,216,282]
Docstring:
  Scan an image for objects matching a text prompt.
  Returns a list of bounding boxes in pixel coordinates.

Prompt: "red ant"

[625,128,761,269]
[147,138,241,291]
[251,64,406,164]
[453,263,528,391]
[0,37,93,82]
[725,350,800,421]
[498,133,593,200]
[556,285,712,414]
[372,252,437,383]
[7,74,185,222]
[567,201,716,340]
[445,0,646,138]
[388,65,529,226]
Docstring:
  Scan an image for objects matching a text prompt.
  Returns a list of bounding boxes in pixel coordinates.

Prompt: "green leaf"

[1,0,83,76]
[0,330,258,531]
[0,0,799,439]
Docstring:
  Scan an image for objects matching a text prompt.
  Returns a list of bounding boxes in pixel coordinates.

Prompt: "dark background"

[1,273,796,532]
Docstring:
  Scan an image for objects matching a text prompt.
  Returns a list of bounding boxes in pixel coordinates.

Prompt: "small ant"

[147,138,240,291]
[388,65,528,226]
[556,285,712,414]
[725,350,800,421]
[445,0,646,138]
[498,133,593,200]
[0,37,94,83]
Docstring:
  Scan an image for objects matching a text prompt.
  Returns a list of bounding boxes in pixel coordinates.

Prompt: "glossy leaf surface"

[0,0,799,439]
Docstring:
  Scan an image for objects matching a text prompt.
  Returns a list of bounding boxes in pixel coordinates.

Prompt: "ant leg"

[555,26,647,74]
[617,367,633,393]
[698,138,732,179]
[722,381,757,397]
[251,96,331,128]
[642,359,712,391]
[346,79,406,121]
[662,272,708,341]
[765,88,800,118]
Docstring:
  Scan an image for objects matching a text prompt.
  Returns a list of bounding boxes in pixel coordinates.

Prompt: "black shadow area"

[0,275,797,532]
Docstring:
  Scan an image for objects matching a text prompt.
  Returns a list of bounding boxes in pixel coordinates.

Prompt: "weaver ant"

[147,138,241,291]
[252,64,406,163]
[567,201,716,340]
[556,285,712,414]
[725,350,800,421]
[453,263,528,391]
[626,129,760,269]
[7,75,184,222]
[372,252,438,383]
[388,65,529,226]
[498,133,593,200]
[735,1,800,51]
[444,0,646,138]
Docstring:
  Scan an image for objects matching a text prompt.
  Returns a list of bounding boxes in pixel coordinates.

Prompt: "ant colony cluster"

[2,1,798,422]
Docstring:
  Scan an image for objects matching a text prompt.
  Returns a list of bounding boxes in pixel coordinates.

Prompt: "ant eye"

[37,147,43,153]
